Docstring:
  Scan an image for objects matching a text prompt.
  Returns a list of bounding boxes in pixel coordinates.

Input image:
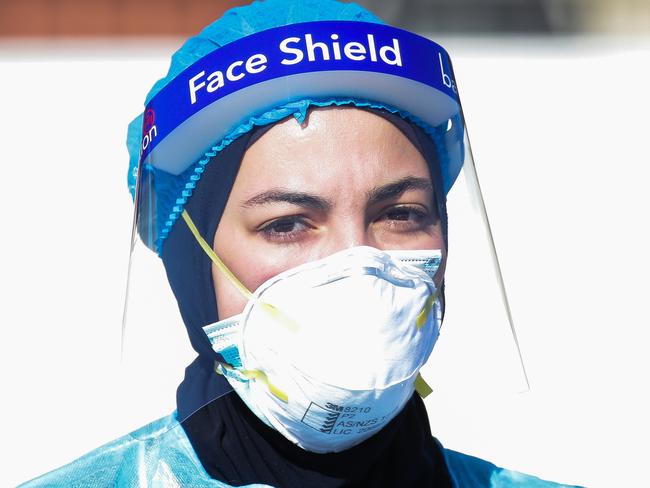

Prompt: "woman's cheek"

[213,254,291,319]
[213,268,250,319]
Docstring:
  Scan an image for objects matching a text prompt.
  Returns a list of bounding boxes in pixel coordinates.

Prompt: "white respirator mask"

[183,211,442,453]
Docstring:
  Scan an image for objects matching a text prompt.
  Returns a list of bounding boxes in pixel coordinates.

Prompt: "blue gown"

[19,413,581,487]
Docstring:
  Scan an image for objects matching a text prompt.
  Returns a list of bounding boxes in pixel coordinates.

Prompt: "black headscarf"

[161,108,451,486]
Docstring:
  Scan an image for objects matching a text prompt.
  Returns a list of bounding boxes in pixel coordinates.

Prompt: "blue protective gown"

[20,413,581,488]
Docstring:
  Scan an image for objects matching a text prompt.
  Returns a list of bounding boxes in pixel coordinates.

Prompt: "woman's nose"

[321,220,374,256]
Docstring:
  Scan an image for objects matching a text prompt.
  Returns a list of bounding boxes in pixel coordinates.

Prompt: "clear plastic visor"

[121,116,529,438]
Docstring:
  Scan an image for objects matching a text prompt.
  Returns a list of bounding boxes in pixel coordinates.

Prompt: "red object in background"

[0,0,247,37]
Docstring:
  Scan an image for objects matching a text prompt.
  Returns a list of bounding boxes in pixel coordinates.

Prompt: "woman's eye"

[377,206,431,230]
[259,217,312,242]
[385,208,416,221]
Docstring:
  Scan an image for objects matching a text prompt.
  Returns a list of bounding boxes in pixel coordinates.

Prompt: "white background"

[2,36,649,487]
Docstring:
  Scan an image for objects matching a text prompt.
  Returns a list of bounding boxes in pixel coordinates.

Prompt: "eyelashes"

[257,205,433,244]
[258,216,314,243]
[377,205,430,227]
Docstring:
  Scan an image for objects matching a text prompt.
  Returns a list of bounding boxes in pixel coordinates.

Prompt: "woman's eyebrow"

[366,176,433,206]
[241,189,333,210]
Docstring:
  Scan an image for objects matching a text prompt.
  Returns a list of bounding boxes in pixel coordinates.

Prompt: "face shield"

[121,20,529,439]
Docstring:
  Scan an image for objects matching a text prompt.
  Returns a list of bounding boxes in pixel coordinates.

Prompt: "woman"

[21,0,580,486]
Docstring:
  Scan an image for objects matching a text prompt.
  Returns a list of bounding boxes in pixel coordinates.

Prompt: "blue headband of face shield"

[126,4,465,255]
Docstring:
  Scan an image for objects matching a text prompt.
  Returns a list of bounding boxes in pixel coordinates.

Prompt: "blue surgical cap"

[126,0,463,255]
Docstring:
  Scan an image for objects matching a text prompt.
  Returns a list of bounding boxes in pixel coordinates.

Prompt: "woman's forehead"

[234,107,431,198]
[248,107,416,148]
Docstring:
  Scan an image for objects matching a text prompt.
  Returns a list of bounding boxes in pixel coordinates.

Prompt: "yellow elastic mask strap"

[216,361,288,403]
[415,373,433,398]
[182,210,252,300]
[415,291,438,329]
[414,292,437,398]
[182,210,300,333]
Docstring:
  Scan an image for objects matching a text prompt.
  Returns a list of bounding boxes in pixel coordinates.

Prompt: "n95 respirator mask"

[201,242,442,454]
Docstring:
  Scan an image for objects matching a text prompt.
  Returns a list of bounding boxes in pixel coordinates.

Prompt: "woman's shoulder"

[18,414,269,488]
[20,416,581,488]
[441,447,583,488]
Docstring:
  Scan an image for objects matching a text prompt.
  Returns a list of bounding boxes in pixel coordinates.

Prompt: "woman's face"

[213,108,445,319]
